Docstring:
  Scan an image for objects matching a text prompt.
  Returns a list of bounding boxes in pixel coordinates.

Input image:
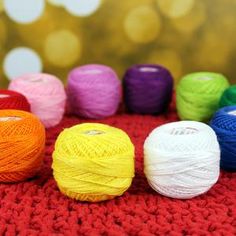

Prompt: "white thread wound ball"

[144,121,220,199]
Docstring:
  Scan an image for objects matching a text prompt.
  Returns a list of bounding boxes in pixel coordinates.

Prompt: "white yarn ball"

[144,121,220,199]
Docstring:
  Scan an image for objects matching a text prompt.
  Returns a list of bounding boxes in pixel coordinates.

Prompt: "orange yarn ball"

[0,110,45,182]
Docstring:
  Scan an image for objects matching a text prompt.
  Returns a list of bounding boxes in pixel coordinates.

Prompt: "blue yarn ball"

[210,106,236,171]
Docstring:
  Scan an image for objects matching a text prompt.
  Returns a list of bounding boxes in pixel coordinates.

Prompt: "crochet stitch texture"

[0,99,235,235]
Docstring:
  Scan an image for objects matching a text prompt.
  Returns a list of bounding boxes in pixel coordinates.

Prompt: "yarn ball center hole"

[139,67,159,72]
[170,127,198,135]
[82,130,105,136]
[27,77,46,83]
[196,76,212,81]
[0,116,22,122]
[0,94,10,98]
[80,69,102,75]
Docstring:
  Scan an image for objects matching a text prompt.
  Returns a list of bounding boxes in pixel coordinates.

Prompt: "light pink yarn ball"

[9,73,66,128]
[67,64,121,119]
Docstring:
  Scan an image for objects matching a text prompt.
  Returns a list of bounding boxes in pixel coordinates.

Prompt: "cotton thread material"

[0,109,45,183]
[176,72,229,121]
[9,73,66,128]
[123,64,173,114]
[52,123,135,202]
[210,106,236,171]
[219,85,236,108]
[144,121,220,199]
[0,89,30,111]
[67,64,121,119]
[0,113,235,235]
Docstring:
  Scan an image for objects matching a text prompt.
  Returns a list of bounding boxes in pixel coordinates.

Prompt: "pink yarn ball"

[67,64,121,119]
[9,73,66,128]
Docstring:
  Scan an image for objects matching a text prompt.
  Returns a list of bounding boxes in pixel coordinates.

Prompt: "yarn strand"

[9,73,66,128]
[52,123,134,202]
[0,109,45,183]
[210,105,236,171]
[177,72,229,121]
[144,121,220,199]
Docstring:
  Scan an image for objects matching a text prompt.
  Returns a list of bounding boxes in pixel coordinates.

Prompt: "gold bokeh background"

[0,0,236,87]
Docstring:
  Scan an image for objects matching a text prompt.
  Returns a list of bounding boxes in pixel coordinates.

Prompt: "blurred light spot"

[194,33,230,69]
[16,11,57,49]
[157,0,194,18]
[124,6,161,44]
[172,1,206,33]
[148,50,182,80]
[44,30,81,67]
[64,0,101,17]
[0,1,4,12]
[3,47,43,80]
[47,0,65,6]
[3,0,45,24]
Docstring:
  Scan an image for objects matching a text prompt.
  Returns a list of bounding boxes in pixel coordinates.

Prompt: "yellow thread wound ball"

[52,123,135,202]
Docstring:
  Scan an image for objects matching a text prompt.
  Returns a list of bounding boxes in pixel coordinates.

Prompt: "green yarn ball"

[219,85,236,108]
[176,72,229,122]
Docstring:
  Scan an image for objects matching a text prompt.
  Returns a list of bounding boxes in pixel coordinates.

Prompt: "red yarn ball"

[0,90,30,111]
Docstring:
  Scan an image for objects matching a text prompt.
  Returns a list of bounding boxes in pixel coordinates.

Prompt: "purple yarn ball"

[123,64,173,114]
[67,64,121,119]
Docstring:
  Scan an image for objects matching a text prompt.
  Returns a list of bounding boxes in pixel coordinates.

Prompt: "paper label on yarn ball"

[0,116,22,122]
[0,94,10,98]
[83,130,105,136]
[139,67,159,73]
[170,127,198,135]
[228,110,236,116]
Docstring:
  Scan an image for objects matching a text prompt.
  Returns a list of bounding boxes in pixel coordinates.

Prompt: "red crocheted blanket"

[0,105,235,235]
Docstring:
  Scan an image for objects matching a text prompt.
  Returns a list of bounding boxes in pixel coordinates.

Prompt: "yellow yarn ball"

[52,123,135,202]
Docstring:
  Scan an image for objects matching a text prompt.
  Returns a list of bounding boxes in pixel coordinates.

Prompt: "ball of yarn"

[123,64,173,114]
[144,121,220,199]
[0,109,45,183]
[67,64,121,119]
[52,123,134,202]
[210,106,236,171]
[0,89,30,111]
[9,73,66,128]
[219,85,236,108]
[176,72,229,121]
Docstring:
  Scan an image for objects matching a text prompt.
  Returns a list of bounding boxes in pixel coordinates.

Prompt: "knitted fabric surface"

[0,101,235,236]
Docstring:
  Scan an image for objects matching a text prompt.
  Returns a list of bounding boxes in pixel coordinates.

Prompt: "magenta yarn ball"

[67,64,121,119]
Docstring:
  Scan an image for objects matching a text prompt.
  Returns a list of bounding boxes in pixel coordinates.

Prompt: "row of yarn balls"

[0,63,235,202]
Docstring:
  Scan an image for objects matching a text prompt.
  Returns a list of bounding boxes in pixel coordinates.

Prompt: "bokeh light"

[3,47,42,80]
[157,0,195,18]
[0,1,4,13]
[44,30,81,67]
[64,0,101,17]
[172,1,206,33]
[124,6,161,44]
[3,0,45,24]
[193,32,231,71]
[47,0,64,7]
[0,0,235,85]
